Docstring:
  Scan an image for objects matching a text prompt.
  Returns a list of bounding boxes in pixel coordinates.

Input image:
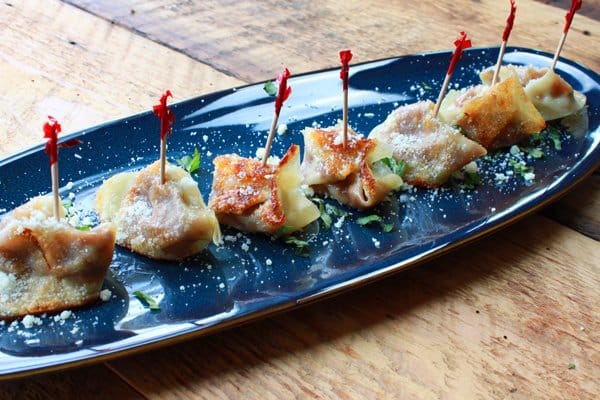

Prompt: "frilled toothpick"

[43,116,81,221]
[433,31,472,118]
[262,68,292,166]
[551,0,583,70]
[339,49,353,147]
[491,0,517,86]
[153,90,175,184]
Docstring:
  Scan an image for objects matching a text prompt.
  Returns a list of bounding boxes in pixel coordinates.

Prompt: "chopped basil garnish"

[521,147,544,159]
[133,290,160,310]
[568,363,576,370]
[509,159,533,177]
[356,214,394,232]
[421,82,433,91]
[76,225,92,231]
[312,198,348,229]
[176,148,201,174]
[263,80,277,96]
[284,236,310,257]
[548,128,562,151]
[378,157,406,177]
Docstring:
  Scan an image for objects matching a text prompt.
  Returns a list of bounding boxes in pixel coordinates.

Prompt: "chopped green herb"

[325,203,348,218]
[176,148,201,174]
[568,363,576,370]
[61,199,73,210]
[284,236,310,257]
[548,128,562,151]
[509,159,533,177]
[449,170,481,190]
[320,209,333,229]
[274,225,295,238]
[378,157,406,177]
[76,225,92,231]
[521,147,545,159]
[133,290,160,310]
[421,82,433,91]
[356,214,394,232]
[263,80,277,96]
[529,132,544,146]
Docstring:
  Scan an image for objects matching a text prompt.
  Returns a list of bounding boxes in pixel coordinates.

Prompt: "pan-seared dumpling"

[439,76,546,150]
[0,196,116,319]
[95,160,220,260]
[208,144,319,234]
[301,126,403,209]
[480,65,586,121]
[369,100,487,187]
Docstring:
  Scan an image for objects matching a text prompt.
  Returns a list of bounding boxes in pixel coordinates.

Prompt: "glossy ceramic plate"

[1,47,599,379]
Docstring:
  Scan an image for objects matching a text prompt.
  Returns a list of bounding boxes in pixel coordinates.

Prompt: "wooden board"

[0,0,599,398]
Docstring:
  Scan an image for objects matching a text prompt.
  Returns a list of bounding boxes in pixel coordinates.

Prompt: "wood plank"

[0,0,243,157]
[64,0,600,81]
[62,0,600,239]
[0,365,144,399]
[108,215,599,399]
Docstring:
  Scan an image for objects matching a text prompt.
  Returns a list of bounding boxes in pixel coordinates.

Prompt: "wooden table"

[1,0,598,398]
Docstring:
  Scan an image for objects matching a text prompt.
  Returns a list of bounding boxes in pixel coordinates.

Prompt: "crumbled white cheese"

[463,161,478,174]
[60,310,72,320]
[21,315,43,329]
[277,123,288,135]
[99,289,112,301]
[265,258,272,266]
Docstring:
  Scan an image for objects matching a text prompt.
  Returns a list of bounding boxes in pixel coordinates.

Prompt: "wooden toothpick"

[262,68,291,166]
[153,90,175,184]
[433,31,472,118]
[551,0,582,71]
[491,0,517,86]
[339,49,353,147]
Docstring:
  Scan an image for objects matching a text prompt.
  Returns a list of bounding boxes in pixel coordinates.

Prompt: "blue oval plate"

[1,47,599,379]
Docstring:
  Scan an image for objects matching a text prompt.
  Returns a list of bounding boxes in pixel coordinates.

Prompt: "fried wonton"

[369,100,487,187]
[439,76,546,150]
[301,126,403,209]
[208,144,319,234]
[480,64,586,121]
[95,160,220,260]
[0,196,116,319]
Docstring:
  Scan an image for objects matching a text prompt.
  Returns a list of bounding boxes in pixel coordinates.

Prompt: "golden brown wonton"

[369,100,486,187]
[301,126,402,209]
[439,76,546,150]
[209,144,319,234]
[480,64,586,121]
[95,160,220,260]
[0,196,115,319]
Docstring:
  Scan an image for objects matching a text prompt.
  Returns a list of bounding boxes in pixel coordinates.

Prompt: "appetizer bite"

[369,33,485,187]
[369,100,486,187]
[209,144,319,234]
[95,160,221,260]
[1,117,115,319]
[479,65,586,121]
[209,69,319,234]
[1,197,116,319]
[301,125,403,208]
[438,76,546,150]
[300,50,403,209]
[95,91,221,260]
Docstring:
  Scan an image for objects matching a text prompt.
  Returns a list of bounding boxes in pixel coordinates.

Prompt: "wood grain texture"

[64,0,600,81]
[1,0,599,398]
[108,215,599,400]
[0,365,144,399]
[0,0,242,157]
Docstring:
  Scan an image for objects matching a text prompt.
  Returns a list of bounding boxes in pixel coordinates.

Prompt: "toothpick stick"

[551,0,582,71]
[491,0,517,86]
[262,68,291,166]
[339,49,353,147]
[152,90,175,184]
[43,116,81,221]
[433,32,472,118]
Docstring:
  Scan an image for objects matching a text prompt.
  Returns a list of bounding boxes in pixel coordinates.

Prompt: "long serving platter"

[0,47,599,379]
